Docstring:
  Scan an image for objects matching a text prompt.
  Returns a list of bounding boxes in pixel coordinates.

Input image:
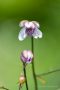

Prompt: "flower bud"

[19,74,25,86]
[20,50,33,64]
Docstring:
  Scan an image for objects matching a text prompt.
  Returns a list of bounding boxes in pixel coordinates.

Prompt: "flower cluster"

[18,20,42,90]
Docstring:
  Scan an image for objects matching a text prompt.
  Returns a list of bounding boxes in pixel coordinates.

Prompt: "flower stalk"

[23,63,28,90]
[31,37,38,90]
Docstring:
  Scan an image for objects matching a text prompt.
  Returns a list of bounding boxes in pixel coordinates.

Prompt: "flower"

[20,50,33,64]
[18,20,42,41]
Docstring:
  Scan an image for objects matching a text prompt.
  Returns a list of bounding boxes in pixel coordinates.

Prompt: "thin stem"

[23,63,28,90]
[36,69,60,77]
[31,37,38,90]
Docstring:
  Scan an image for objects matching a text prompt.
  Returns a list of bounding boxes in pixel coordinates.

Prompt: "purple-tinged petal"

[19,20,28,27]
[32,21,40,28]
[25,22,35,28]
[32,28,42,39]
[18,28,27,41]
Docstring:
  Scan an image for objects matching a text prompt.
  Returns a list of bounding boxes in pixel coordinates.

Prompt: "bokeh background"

[0,0,60,90]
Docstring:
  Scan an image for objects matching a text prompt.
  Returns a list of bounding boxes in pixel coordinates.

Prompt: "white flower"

[18,20,42,41]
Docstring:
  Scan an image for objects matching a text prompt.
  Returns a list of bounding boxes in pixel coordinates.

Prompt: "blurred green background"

[0,0,60,90]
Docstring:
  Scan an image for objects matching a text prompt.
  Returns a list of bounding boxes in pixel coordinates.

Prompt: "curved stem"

[36,69,60,77]
[31,37,38,90]
[23,63,28,90]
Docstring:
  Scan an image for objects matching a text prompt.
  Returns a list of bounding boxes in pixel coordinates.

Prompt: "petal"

[25,22,35,28]
[32,28,42,39]
[32,21,40,28]
[19,20,28,27]
[23,50,28,58]
[18,28,27,41]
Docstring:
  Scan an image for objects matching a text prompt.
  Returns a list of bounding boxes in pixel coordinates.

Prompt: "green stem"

[36,69,60,77]
[23,63,28,90]
[31,37,38,90]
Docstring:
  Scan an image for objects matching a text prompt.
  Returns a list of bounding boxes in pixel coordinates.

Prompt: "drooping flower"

[20,50,33,64]
[18,20,42,41]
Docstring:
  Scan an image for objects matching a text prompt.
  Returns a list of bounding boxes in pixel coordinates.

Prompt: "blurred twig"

[36,76,46,85]
[0,86,9,90]
[36,69,60,77]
